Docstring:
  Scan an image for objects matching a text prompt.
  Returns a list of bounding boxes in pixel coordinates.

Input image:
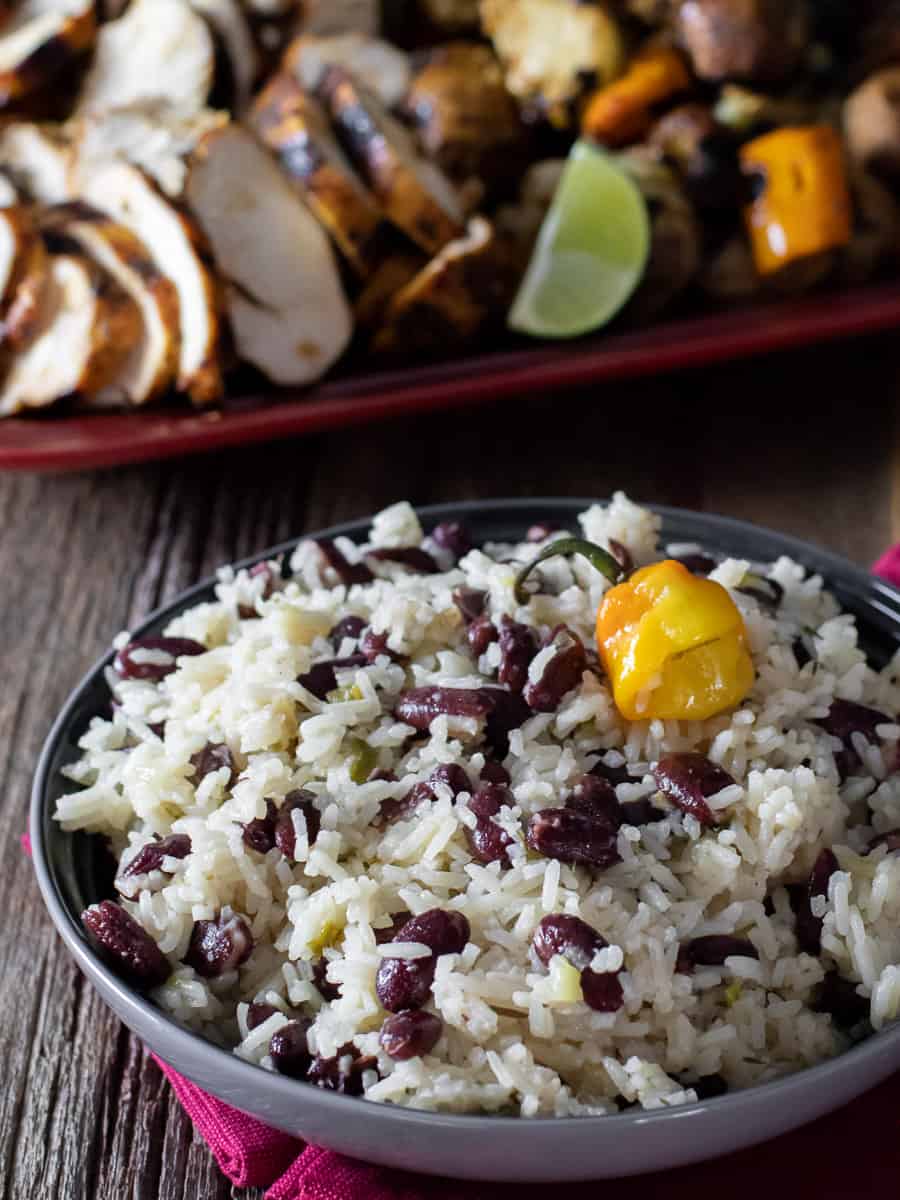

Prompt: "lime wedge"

[508,141,650,339]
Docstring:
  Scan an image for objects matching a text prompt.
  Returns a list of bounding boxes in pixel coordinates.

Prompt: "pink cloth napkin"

[28,551,900,1198]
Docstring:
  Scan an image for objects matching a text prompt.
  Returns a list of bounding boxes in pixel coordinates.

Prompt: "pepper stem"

[513,537,625,605]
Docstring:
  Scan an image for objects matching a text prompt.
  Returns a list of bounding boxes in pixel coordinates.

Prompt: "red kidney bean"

[312,957,341,1001]
[589,757,633,787]
[452,587,487,624]
[815,699,893,777]
[395,687,495,730]
[523,628,587,713]
[674,553,717,575]
[328,615,366,647]
[360,628,404,663]
[607,539,633,575]
[676,934,758,973]
[395,909,470,955]
[867,829,900,855]
[238,563,279,618]
[242,799,278,853]
[367,547,439,573]
[269,1019,312,1078]
[298,654,368,699]
[792,636,814,669]
[430,764,472,796]
[119,834,191,880]
[580,969,625,1012]
[314,539,374,586]
[532,914,606,970]
[652,753,735,828]
[430,521,472,561]
[468,781,509,817]
[467,615,498,657]
[307,1044,377,1094]
[792,847,839,955]
[480,761,510,786]
[566,775,620,826]
[189,743,237,786]
[184,912,254,978]
[375,955,436,1012]
[380,1010,443,1060]
[247,1001,278,1030]
[526,808,621,869]
[482,687,531,757]
[690,1073,728,1100]
[497,616,539,694]
[81,900,170,990]
[813,972,869,1029]
[114,636,206,682]
[373,911,413,944]
[619,798,666,826]
[274,791,321,859]
[377,782,432,827]
[466,815,513,866]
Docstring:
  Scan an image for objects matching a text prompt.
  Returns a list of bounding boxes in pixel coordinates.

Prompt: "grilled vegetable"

[740,125,852,276]
[481,0,626,126]
[674,0,808,85]
[581,47,691,147]
[284,32,411,108]
[0,0,95,109]
[320,66,464,254]
[402,43,527,189]
[186,122,352,386]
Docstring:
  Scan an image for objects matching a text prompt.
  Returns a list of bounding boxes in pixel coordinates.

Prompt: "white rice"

[56,494,900,1116]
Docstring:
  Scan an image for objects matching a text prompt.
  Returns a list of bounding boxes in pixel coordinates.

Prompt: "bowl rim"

[29,496,900,1133]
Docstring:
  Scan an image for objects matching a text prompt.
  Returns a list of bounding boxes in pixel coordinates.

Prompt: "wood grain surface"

[2,337,900,1199]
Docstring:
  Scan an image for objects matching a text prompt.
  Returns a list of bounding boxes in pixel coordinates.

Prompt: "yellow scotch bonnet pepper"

[515,540,754,722]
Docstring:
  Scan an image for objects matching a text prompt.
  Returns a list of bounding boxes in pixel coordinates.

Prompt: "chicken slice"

[0,0,95,106]
[0,250,141,415]
[0,122,74,202]
[372,217,516,353]
[186,123,352,386]
[71,103,228,199]
[189,0,259,114]
[78,0,215,118]
[249,72,384,275]
[480,0,625,124]
[320,67,464,255]
[79,161,225,404]
[0,204,47,347]
[42,203,181,404]
[284,32,411,108]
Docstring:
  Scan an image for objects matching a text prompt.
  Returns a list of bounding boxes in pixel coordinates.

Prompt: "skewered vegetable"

[581,47,691,147]
[284,32,411,109]
[740,125,852,276]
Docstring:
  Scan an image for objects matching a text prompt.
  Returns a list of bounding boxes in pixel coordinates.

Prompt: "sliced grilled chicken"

[189,0,260,114]
[250,71,384,275]
[0,122,74,202]
[78,0,215,118]
[300,0,380,37]
[186,123,352,386]
[0,203,47,347]
[0,0,96,107]
[0,250,141,415]
[372,217,516,353]
[284,32,411,108]
[320,68,464,255]
[79,161,225,405]
[72,103,228,199]
[402,43,527,189]
[42,203,181,405]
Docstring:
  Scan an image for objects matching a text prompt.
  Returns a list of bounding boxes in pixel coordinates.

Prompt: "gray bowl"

[30,499,900,1181]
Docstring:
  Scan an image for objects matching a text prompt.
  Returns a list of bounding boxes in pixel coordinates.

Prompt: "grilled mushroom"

[320,66,464,254]
[79,161,225,404]
[0,250,141,415]
[0,0,95,108]
[284,32,411,108]
[401,43,526,189]
[674,0,808,85]
[372,216,517,353]
[186,122,352,386]
[42,202,181,405]
[480,0,626,125]
[78,0,215,118]
[0,203,46,348]
[249,71,384,275]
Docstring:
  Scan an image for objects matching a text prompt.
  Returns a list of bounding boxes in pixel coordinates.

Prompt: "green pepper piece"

[349,738,377,784]
[513,536,624,606]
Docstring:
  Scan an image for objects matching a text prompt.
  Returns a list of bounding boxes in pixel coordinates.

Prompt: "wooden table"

[2,335,899,1199]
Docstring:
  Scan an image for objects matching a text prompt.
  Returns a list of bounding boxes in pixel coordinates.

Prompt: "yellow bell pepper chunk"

[740,125,852,276]
[595,560,754,721]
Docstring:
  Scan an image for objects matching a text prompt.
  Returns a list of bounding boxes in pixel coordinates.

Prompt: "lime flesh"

[509,141,651,339]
